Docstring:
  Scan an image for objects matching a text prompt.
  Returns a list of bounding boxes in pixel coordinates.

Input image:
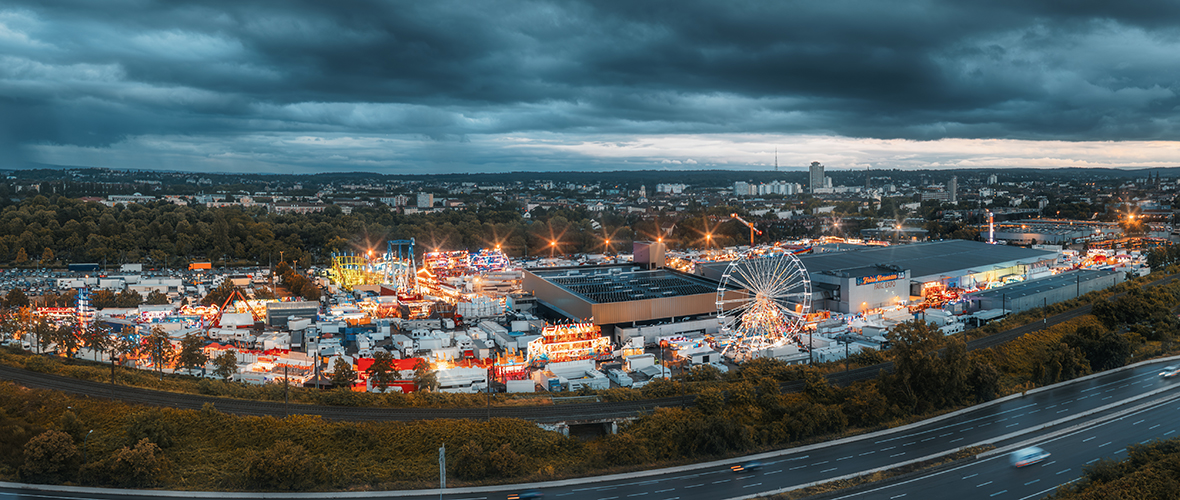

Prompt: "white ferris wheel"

[715,250,812,356]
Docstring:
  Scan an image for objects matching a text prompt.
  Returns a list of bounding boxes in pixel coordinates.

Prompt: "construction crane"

[730,213,763,247]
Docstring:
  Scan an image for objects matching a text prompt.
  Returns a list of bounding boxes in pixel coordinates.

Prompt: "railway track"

[0,364,694,422]
[1,274,1174,422]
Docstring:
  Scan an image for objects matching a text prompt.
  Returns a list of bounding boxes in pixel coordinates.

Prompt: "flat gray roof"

[969,269,1120,300]
[799,240,1056,280]
[530,266,718,304]
[700,240,1058,283]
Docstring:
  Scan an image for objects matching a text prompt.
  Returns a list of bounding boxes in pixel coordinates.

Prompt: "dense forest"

[0,195,839,268]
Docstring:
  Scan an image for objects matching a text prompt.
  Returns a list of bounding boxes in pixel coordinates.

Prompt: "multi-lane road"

[4,358,1179,500]
[830,386,1180,500]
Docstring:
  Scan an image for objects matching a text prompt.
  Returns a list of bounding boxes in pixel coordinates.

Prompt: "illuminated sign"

[856,273,903,286]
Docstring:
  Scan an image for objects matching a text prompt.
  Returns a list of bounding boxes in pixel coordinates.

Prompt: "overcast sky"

[2,1,1180,174]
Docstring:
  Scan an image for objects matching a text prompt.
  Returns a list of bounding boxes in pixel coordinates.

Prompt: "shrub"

[19,429,78,483]
[124,411,175,448]
[81,438,169,487]
[242,440,328,491]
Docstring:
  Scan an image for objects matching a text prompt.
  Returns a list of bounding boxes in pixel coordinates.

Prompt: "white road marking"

[742,483,762,488]
[962,473,978,479]
[1024,479,1040,486]
[976,480,993,487]
[1082,436,1095,442]
[990,490,1008,497]
[891,452,906,457]
[1099,442,1111,447]
[1134,419,1145,425]
[1086,458,1100,464]
[838,456,853,461]
[1057,468,1072,475]
[821,467,838,473]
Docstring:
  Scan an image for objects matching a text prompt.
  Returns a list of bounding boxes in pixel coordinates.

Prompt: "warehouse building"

[700,240,1060,314]
[523,264,725,342]
[266,301,321,328]
[966,269,1124,313]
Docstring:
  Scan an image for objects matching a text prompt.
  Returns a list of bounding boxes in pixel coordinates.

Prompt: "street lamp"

[83,429,94,463]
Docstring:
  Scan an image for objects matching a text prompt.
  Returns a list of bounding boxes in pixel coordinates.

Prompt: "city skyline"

[2,1,1180,174]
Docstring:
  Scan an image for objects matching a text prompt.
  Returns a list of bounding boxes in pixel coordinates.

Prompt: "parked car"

[1009,446,1050,468]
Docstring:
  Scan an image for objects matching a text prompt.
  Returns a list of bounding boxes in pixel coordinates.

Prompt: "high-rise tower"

[808,161,824,194]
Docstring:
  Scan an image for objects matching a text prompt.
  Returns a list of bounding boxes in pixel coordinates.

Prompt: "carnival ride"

[526,322,612,365]
[715,250,812,357]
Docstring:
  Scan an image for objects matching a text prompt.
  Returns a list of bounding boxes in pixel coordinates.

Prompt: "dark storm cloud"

[2,0,1180,171]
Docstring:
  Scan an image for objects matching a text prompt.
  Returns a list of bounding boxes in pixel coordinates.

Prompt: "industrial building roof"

[529,266,717,304]
[968,269,1120,301]
[795,240,1057,281]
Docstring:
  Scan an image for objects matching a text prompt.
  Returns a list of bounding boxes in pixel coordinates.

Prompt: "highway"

[828,386,1180,500]
[3,358,1178,500]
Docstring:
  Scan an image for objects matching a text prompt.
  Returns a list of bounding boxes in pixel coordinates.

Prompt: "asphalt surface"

[828,384,1180,500]
[2,359,1177,500]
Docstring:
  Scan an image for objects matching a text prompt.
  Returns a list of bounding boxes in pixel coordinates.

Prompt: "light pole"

[83,429,94,463]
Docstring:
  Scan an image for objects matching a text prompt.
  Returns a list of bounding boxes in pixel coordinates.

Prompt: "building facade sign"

[856,273,904,286]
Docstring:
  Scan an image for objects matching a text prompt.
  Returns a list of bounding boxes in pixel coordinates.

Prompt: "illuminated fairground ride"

[328,239,418,294]
[329,253,381,291]
[715,250,812,357]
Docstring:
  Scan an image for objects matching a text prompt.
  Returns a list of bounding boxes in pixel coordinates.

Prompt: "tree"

[32,316,54,354]
[200,281,236,307]
[331,357,357,389]
[175,333,208,375]
[14,247,27,264]
[0,310,19,344]
[5,288,29,308]
[213,351,238,381]
[40,247,54,264]
[366,350,395,392]
[413,358,437,392]
[142,326,174,380]
[885,320,971,413]
[144,290,170,305]
[50,323,80,356]
[1064,323,1132,372]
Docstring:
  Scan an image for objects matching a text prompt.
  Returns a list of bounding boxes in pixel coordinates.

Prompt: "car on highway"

[731,460,764,473]
[507,489,543,500]
[1160,366,1180,378]
[1009,446,1050,468]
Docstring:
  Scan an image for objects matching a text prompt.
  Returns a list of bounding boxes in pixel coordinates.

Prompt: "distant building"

[948,176,958,203]
[987,174,998,185]
[416,192,434,208]
[380,194,409,207]
[809,162,825,194]
[733,181,752,197]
